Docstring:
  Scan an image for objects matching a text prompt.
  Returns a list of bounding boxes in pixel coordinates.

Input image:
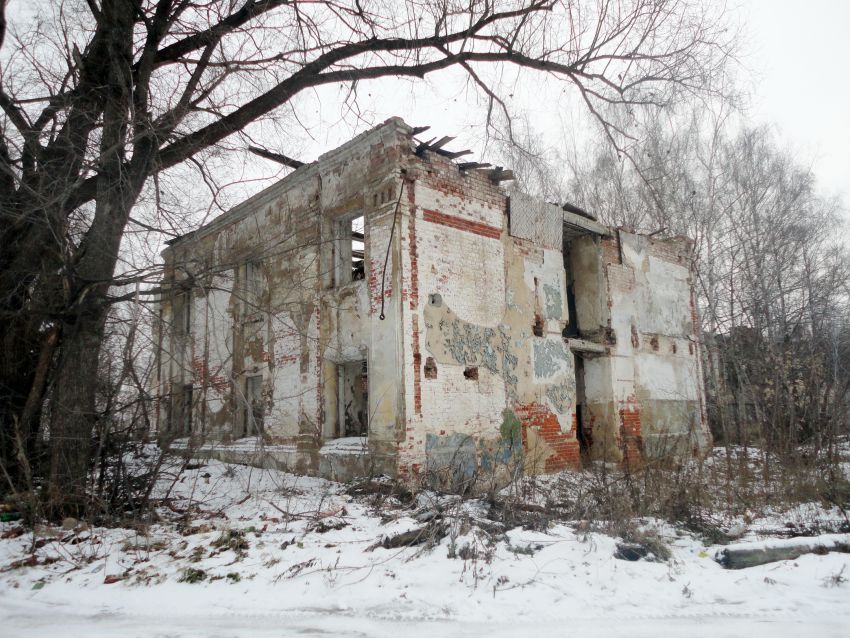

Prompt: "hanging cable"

[379,173,406,320]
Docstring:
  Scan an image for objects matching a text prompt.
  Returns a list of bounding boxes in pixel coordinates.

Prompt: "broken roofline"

[164,115,618,254]
[154,117,710,480]
[165,117,414,250]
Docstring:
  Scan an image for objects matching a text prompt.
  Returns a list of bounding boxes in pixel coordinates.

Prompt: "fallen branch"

[716,534,850,569]
[368,520,446,550]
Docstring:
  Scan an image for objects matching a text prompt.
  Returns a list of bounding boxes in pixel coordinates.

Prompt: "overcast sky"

[743,0,850,201]
[281,1,849,209]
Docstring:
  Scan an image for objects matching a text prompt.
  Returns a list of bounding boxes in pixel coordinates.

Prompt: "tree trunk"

[43,0,143,516]
[47,311,106,513]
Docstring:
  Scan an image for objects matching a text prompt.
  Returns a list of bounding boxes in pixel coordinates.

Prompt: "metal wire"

[378,176,406,321]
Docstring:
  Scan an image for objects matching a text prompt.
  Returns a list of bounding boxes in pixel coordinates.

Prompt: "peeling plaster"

[155,118,711,484]
[424,295,520,400]
[543,283,562,320]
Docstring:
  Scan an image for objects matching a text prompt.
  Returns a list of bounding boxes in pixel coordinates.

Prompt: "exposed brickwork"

[396,460,422,481]
[619,402,642,465]
[407,190,420,311]
[414,199,505,324]
[602,233,622,265]
[689,284,701,346]
[408,191,423,417]
[191,355,228,394]
[607,264,636,292]
[412,314,422,415]
[367,257,393,314]
[419,153,507,211]
[647,235,692,264]
[422,208,502,240]
[515,403,581,472]
[313,303,322,440]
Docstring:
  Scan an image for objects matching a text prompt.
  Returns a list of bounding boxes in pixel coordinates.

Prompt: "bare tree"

[567,108,850,460]
[0,0,734,514]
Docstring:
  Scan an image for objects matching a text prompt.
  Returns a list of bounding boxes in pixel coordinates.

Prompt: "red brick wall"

[422,208,502,240]
[619,402,642,465]
[515,403,581,472]
[601,233,621,265]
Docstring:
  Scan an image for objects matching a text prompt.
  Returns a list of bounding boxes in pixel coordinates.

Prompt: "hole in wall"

[424,357,438,379]
[532,315,544,337]
[463,366,478,380]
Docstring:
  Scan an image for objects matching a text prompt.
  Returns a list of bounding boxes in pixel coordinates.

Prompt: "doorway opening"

[574,353,590,458]
[563,239,579,338]
[337,360,368,437]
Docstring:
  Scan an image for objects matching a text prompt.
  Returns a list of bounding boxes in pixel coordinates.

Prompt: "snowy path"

[2,596,848,638]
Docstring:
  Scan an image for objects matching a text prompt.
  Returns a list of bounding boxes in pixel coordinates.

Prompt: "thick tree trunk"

[47,312,105,512]
[42,0,142,516]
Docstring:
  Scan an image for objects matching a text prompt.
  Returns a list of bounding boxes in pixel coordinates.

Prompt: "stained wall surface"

[155,119,411,475]
[578,231,711,462]
[154,117,710,485]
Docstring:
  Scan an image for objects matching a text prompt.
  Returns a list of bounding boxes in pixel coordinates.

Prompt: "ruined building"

[154,118,711,486]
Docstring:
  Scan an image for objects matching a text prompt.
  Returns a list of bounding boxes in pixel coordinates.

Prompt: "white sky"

[278,1,848,209]
[742,0,850,201]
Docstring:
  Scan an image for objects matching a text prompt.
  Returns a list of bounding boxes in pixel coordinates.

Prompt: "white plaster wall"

[365,209,404,444]
[608,234,700,381]
[522,248,568,332]
[202,273,235,416]
[411,180,507,440]
[619,234,692,339]
[299,304,321,435]
[268,312,302,438]
[584,357,614,404]
[328,280,369,361]
[413,181,505,327]
[634,353,701,401]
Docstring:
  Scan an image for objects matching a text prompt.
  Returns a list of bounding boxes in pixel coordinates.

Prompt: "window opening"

[351,216,365,281]
[335,215,365,286]
[532,314,544,337]
[563,240,579,337]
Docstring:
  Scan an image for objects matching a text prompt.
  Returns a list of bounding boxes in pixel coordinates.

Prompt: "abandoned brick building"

[154,117,711,485]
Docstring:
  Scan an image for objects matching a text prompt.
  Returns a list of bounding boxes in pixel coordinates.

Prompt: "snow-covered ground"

[1,453,848,637]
